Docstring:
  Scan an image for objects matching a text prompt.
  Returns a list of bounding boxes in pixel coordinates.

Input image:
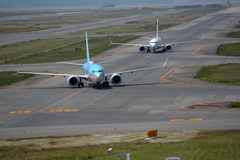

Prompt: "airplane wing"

[17,71,87,78]
[161,39,201,46]
[140,36,176,39]
[104,56,168,77]
[57,62,84,65]
[161,34,205,46]
[58,60,115,65]
[97,60,116,64]
[108,37,150,47]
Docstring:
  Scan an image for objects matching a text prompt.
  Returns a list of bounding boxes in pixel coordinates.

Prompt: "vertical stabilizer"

[156,19,159,38]
[85,32,90,63]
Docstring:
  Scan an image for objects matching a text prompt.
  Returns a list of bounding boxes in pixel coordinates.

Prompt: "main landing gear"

[96,81,109,89]
[77,78,110,89]
[147,47,151,53]
[77,78,84,88]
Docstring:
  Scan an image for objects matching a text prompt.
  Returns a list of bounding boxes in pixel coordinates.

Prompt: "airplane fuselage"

[149,37,162,50]
[82,61,105,83]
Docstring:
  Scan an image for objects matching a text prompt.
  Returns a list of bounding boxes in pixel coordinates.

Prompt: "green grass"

[217,43,240,56]
[227,102,240,108]
[0,26,61,34]
[235,24,240,28]
[227,31,240,38]
[0,35,139,64]
[73,4,224,36]
[195,63,240,85]
[126,4,225,25]
[0,130,239,160]
[0,71,34,87]
[0,7,168,27]
[73,23,179,35]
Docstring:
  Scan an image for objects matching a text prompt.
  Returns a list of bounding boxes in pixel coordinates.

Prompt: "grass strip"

[127,4,225,25]
[235,24,240,28]
[0,71,34,87]
[73,23,179,35]
[227,102,240,108]
[0,130,239,160]
[0,26,61,34]
[227,31,240,38]
[217,43,240,56]
[0,35,139,64]
[195,63,240,85]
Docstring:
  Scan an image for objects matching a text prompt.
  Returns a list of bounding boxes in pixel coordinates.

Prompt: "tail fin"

[85,32,90,63]
[156,18,159,38]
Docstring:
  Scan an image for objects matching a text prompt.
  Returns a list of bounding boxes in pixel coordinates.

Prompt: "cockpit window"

[93,70,102,73]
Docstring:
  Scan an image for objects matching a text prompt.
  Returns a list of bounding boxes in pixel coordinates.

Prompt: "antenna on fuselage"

[85,32,90,63]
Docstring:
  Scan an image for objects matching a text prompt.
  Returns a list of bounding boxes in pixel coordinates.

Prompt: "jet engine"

[165,45,172,50]
[110,74,122,84]
[139,46,145,52]
[67,76,79,86]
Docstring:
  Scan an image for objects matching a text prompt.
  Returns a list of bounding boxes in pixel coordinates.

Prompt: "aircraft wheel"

[96,82,100,89]
[78,82,84,88]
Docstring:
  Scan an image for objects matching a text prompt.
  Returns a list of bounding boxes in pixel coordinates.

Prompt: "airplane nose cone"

[90,73,104,82]
[150,43,157,49]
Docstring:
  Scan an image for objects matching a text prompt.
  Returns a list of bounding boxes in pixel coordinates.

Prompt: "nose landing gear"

[103,77,109,87]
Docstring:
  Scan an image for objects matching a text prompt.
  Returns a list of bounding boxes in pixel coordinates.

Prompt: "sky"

[0,0,238,10]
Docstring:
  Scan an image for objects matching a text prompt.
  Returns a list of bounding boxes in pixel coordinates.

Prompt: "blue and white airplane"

[16,32,169,89]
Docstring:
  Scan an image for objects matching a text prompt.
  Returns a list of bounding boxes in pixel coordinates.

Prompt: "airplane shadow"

[67,82,169,90]
[110,82,169,88]
[89,83,113,90]
[139,50,174,54]
[25,81,169,90]
[154,50,175,54]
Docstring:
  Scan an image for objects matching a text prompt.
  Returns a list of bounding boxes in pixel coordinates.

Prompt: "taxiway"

[0,5,240,139]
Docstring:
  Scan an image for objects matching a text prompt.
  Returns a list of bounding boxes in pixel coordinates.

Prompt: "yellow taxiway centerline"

[51,109,78,112]
[170,118,204,122]
[9,111,32,114]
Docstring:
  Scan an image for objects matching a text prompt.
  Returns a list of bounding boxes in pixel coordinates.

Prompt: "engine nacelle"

[139,46,145,52]
[110,74,122,84]
[67,76,79,86]
[166,44,172,50]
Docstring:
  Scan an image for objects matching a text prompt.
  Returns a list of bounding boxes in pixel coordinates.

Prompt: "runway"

[0,6,240,139]
[0,8,187,47]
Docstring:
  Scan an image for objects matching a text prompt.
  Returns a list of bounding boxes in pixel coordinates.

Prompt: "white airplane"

[109,19,204,53]
[15,32,169,89]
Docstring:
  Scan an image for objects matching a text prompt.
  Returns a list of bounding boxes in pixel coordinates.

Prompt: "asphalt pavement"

[0,5,240,139]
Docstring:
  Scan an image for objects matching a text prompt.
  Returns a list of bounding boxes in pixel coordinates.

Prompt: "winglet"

[85,32,90,63]
[156,18,159,38]
[12,72,18,76]
[108,36,113,46]
[12,65,19,76]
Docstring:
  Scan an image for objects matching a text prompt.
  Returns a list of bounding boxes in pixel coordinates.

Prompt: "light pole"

[108,148,130,160]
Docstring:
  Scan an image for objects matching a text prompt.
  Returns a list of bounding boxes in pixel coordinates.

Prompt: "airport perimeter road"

[0,6,240,139]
